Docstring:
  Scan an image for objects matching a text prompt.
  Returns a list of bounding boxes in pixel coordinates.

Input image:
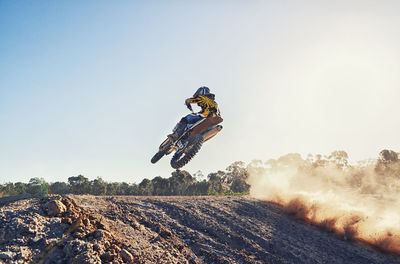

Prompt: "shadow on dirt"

[0,194,32,207]
[104,196,400,264]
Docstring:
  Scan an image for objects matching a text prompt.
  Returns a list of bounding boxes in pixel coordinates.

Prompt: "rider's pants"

[183,113,204,125]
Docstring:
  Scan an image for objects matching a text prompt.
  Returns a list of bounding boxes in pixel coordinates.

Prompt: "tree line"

[2,149,399,198]
[0,161,250,198]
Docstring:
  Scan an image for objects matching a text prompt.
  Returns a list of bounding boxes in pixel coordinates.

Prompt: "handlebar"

[186,102,193,112]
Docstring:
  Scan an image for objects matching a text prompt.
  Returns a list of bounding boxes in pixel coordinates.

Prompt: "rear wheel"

[170,134,203,169]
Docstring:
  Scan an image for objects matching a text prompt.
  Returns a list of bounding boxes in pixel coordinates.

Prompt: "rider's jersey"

[185,95,220,117]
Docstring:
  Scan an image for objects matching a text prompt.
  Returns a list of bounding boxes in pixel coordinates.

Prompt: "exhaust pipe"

[203,125,223,142]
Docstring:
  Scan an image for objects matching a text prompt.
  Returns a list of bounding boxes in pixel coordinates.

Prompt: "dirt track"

[1,195,399,263]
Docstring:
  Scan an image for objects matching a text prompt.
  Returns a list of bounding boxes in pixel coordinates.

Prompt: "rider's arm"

[185,97,200,105]
[185,97,200,111]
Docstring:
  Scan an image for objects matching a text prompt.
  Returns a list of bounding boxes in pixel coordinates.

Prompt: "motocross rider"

[168,86,220,141]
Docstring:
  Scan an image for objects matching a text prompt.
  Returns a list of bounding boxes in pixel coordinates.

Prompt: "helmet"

[193,86,211,97]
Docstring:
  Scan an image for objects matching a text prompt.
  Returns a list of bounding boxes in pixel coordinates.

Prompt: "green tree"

[119,182,130,195]
[127,184,139,195]
[186,180,209,195]
[207,171,227,194]
[13,182,27,195]
[378,149,399,163]
[2,183,17,196]
[27,178,49,198]
[375,149,400,186]
[169,170,195,195]
[91,177,107,195]
[107,182,122,195]
[138,178,153,195]
[68,175,90,194]
[152,176,170,195]
[225,162,250,193]
[50,182,69,194]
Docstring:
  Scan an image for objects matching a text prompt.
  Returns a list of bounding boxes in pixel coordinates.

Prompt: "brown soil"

[0,195,399,264]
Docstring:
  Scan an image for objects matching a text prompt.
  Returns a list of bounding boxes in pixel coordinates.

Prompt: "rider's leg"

[168,117,187,141]
[168,114,203,141]
[185,113,203,124]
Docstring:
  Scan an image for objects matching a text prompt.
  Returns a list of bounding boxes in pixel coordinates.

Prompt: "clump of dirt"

[0,195,399,264]
[0,195,129,263]
[37,195,130,263]
[0,195,200,264]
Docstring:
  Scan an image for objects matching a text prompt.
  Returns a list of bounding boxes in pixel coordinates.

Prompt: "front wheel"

[151,151,165,164]
[170,134,203,169]
[151,139,173,164]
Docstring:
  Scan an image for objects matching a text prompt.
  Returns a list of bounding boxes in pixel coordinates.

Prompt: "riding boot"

[168,120,186,141]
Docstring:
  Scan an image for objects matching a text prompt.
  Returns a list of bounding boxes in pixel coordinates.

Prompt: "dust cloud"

[247,150,400,254]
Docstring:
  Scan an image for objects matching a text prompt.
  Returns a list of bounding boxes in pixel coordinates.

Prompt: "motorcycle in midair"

[151,111,223,169]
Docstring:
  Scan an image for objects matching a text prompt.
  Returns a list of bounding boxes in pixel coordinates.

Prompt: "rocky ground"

[0,195,399,264]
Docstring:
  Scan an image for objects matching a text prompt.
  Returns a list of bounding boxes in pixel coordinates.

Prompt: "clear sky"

[1,1,400,183]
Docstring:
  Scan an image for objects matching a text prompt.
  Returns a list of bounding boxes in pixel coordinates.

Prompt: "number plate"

[177,140,184,149]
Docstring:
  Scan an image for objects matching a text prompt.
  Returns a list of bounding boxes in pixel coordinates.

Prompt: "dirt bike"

[151,114,223,169]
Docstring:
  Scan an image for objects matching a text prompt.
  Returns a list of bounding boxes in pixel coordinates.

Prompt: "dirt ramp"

[0,195,400,264]
[71,195,400,264]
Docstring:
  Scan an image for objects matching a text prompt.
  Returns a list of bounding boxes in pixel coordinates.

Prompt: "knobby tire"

[151,140,173,164]
[170,134,203,169]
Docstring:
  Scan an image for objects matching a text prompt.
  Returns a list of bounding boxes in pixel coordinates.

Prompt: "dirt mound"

[0,195,130,264]
[0,195,399,264]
